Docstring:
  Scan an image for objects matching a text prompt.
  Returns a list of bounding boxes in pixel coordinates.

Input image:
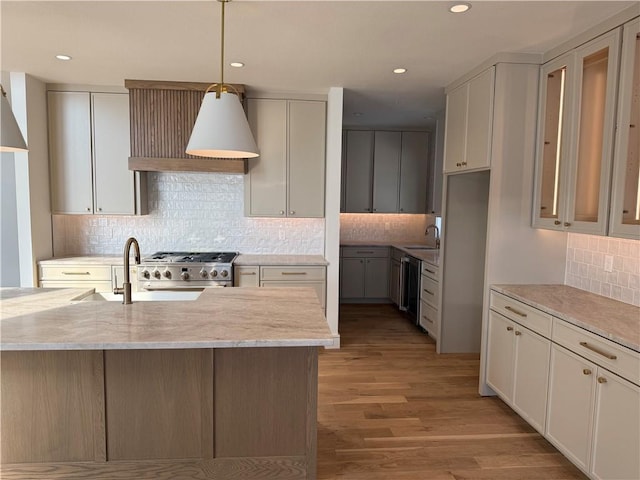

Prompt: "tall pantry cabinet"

[48,91,145,215]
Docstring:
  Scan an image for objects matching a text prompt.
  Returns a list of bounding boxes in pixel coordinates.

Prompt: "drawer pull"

[240,272,257,276]
[579,341,617,360]
[281,272,307,276]
[583,368,592,376]
[356,251,374,254]
[506,326,514,332]
[597,377,608,384]
[424,269,435,274]
[423,289,434,295]
[62,271,91,276]
[504,305,527,317]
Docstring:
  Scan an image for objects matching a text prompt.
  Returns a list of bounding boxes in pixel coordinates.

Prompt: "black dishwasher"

[400,255,420,325]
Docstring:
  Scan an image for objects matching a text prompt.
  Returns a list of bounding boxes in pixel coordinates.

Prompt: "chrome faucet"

[425,224,440,249]
[113,237,141,304]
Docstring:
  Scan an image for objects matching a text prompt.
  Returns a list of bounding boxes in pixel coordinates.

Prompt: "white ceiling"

[1,1,635,129]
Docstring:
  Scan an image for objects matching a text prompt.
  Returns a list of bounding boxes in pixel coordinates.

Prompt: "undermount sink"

[79,290,203,302]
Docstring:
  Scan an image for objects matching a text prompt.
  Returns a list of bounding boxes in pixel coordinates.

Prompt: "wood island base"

[0,346,318,480]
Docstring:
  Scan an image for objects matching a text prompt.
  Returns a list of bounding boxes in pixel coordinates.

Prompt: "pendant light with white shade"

[1,85,28,153]
[186,0,259,159]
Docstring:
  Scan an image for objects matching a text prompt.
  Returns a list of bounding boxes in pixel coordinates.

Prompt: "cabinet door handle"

[506,326,514,332]
[281,272,307,276]
[62,271,91,276]
[423,289,434,295]
[456,162,462,167]
[515,330,522,336]
[554,220,561,225]
[504,305,527,317]
[579,341,617,360]
[597,377,608,384]
[279,210,284,215]
[461,161,467,166]
[564,222,572,227]
[86,207,91,212]
[583,368,592,376]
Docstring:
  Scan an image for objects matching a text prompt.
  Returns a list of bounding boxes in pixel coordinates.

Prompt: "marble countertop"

[234,254,328,266]
[492,285,640,352]
[340,242,440,267]
[0,287,333,351]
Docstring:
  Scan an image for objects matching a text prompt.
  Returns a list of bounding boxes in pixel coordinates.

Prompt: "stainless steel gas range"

[138,252,239,290]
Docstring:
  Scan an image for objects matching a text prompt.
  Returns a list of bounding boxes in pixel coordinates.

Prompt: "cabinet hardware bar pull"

[583,368,592,375]
[506,326,514,331]
[504,305,527,317]
[240,272,257,275]
[423,289,434,295]
[356,251,374,254]
[425,269,435,274]
[579,342,617,360]
[62,272,91,275]
[281,272,307,276]
[597,377,608,384]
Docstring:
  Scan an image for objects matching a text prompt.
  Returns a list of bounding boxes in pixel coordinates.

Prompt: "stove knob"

[200,269,208,278]
[163,269,172,279]
[211,269,218,278]
[142,269,151,279]
[153,269,161,279]
[221,270,229,278]
[181,271,190,281]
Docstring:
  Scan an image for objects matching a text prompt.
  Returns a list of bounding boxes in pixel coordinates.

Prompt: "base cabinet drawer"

[261,266,326,281]
[39,265,112,281]
[419,301,438,339]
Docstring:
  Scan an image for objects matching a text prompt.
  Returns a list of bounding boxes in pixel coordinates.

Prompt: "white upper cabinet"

[610,18,640,240]
[245,98,326,218]
[443,67,495,173]
[49,91,143,215]
[533,29,621,235]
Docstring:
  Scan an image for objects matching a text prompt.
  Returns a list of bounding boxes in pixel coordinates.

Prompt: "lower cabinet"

[419,262,440,341]
[339,247,389,301]
[547,343,640,480]
[486,289,640,480]
[486,310,550,434]
[234,265,326,310]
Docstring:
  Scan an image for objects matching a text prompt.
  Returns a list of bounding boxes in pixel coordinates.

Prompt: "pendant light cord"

[219,0,226,97]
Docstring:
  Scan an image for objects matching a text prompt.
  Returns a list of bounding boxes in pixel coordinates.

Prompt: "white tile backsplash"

[53,172,324,256]
[566,233,640,306]
[340,213,436,244]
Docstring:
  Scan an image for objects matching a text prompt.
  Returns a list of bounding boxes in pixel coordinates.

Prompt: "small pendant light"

[0,85,28,153]
[186,0,259,159]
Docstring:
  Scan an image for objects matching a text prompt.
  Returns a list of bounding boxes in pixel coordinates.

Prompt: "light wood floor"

[316,304,587,480]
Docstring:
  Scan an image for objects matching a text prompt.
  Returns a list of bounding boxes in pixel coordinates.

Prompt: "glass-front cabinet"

[610,18,640,240]
[533,29,621,235]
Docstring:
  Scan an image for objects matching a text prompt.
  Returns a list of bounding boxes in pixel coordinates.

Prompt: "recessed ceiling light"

[393,68,407,74]
[55,54,72,61]
[449,3,471,13]
[230,62,244,68]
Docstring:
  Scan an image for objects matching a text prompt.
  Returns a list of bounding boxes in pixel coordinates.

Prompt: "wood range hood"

[125,79,248,174]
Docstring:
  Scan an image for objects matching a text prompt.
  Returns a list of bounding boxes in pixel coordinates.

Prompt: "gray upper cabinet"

[245,98,326,218]
[399,131,429,213]
[373,131,401,213]
[343,129,430,214]
[48,90,144,215]
[344,130,374,213]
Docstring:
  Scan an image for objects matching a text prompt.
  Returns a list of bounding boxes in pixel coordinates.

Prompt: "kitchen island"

[0,287,333,480]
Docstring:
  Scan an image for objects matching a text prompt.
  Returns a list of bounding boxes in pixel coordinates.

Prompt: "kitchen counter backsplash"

[565,233,640,307]
[53,173,324,256]
[340,213,436,244]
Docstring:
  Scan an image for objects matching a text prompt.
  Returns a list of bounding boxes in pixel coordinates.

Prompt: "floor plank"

[317,304,587,480]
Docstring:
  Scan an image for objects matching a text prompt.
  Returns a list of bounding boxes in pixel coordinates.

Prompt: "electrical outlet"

[385,222,390,231]
[604,255,614,272]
